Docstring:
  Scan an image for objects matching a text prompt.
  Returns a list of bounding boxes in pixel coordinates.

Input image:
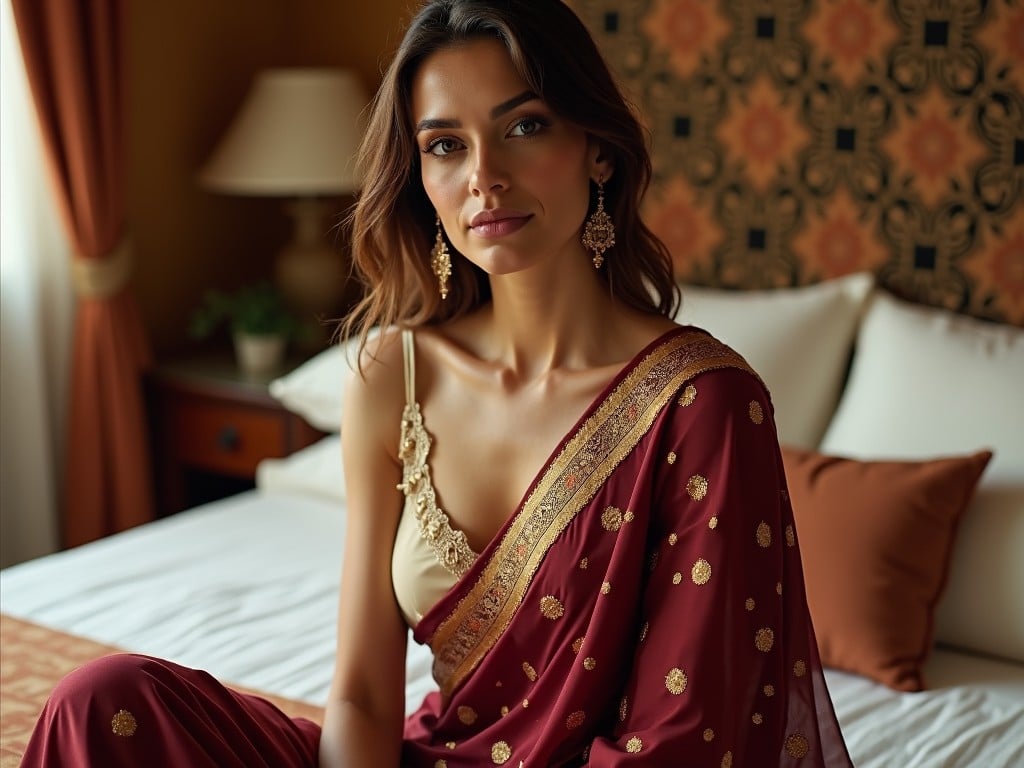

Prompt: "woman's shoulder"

[661,324,758,377]
[664,333,773,424]
[341,327,407,446]
[348,326,405,385]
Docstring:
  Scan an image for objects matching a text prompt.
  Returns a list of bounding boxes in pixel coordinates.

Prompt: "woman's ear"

[587,140,614,183]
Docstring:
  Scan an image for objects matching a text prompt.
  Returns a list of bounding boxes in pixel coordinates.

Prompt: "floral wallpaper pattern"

[573,0,1024,324]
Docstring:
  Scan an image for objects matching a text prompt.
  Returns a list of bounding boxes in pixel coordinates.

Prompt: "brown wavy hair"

[339,0,678,353]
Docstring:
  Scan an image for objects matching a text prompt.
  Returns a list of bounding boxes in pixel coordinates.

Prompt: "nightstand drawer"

[168,396,289,477]
[147,354,327,516]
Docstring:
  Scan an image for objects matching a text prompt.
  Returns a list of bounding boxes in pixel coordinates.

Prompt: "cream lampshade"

[199,68,368,318]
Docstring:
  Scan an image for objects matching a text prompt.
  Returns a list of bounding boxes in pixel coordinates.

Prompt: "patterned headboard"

[572,0,1023,326]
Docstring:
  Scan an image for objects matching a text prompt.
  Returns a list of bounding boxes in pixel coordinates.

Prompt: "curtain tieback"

[72,238,132,299]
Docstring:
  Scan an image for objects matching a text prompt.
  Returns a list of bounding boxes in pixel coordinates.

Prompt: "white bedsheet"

[2,490,1022,765]
[826,654,1024,767]
[0,490,436,715]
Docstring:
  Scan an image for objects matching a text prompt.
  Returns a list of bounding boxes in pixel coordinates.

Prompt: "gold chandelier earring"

[581,176,615,269]
[431,214,452,300]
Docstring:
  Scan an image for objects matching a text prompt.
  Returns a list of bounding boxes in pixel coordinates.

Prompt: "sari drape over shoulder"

[402,328,852,767]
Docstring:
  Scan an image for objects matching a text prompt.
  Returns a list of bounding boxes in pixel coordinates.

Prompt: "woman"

[22,1,852,766]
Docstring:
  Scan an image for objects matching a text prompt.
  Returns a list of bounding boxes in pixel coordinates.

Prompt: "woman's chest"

[420,386,602,552]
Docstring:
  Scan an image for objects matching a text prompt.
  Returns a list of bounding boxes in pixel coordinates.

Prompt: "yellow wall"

[129,0,413,353]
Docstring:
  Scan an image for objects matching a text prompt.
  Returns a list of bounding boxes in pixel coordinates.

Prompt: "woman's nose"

[469,145,509,195]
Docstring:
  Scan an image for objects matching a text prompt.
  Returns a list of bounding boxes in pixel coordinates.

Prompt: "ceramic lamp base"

[275,198,346,320]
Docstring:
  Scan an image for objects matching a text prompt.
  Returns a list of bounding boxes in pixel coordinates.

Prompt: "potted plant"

[189,282,299,376]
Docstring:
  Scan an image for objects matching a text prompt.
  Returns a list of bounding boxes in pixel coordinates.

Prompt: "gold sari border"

[429,330,754,698]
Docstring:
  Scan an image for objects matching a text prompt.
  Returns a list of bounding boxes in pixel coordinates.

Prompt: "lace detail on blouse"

[396,399,478,578]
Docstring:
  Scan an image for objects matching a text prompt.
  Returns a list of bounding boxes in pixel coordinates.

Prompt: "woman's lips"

[468,209,533,239]
[470,216,532,238]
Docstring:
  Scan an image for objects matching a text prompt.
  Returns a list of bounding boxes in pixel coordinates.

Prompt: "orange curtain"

[12,0,154,546]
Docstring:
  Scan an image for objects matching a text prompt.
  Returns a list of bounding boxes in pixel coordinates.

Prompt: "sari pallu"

[402,329,852,767]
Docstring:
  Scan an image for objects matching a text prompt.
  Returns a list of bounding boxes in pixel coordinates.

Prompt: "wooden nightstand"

[147,355,325,516]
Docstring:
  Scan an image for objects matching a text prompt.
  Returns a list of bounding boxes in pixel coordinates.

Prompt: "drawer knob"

[217,425,240,452]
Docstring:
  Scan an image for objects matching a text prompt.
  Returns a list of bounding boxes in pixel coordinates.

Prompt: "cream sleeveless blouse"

[392,330,479,627]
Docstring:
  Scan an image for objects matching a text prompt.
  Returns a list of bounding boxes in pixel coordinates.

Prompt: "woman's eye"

[425,137,462,157]
[509,118,543,137]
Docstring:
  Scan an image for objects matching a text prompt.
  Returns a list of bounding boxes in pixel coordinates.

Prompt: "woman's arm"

[320,336,409,768]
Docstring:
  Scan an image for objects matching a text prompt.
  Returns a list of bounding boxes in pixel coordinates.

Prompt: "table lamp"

[199,68,368,319]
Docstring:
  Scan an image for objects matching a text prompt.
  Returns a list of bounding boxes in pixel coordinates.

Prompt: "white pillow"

[256,435,345,504]
[674,273,873,449]
[269,336,364,433]
[820,291,1024,662]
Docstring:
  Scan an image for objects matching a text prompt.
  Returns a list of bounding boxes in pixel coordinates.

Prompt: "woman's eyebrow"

[489,90,538,118]
[415,91,539,134]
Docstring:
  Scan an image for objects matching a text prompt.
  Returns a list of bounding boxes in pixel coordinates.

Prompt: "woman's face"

[411,37,603,276]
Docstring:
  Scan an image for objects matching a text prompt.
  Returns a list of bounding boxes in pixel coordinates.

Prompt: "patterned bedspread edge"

[0,613,325,767]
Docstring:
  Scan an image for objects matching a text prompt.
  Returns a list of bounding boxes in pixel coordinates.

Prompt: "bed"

[2,278,1023,767]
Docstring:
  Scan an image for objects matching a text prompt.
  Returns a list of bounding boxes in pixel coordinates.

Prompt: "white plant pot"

[233,332,286,376]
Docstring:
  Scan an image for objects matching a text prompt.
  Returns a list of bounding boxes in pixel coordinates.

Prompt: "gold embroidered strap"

[428,330,754,698]
[396,330,478,577]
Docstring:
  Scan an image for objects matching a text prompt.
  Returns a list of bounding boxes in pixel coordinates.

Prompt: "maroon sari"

[20,328,851,767]
[402,328,852,766]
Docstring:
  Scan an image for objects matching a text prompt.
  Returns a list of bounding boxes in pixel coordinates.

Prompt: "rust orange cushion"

[782,447,992,691]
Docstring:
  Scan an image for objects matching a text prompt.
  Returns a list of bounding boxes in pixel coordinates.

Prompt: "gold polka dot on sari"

[579,557,588,570]
[601,506,623,531]
[678,384,697,407]
[435,761,447,768]
[665,667,688,695]
[745,597,755,611]
[749,400,764,424]
[640,621,649,642]
[500,705,509,716]
[777,581,783,595]
[794,659,807,677]
[457,706,477,725]
[756,521,771,548]
[785,732,810,758]
[583,656,597,670]
[764,684,775,697]
[626,736,644,753]
[752,712,763,724]
[522,699,529,708]
[686,475,708,501]
[110,709,136,737]
[522,662,537,682]
[668,532,678,545]
[623,510,635,523]
[703,728,715,742]
[667,451,677,464]
[708,515,719,530]
[755,627,775,652]
[721,750,734,768]
[572,636,585,654]
[491,740,512,764]
[672,571,683,585]
[786,524,796,547]
[601,581,612,595]
[445,741,456,749]
[539,595,564,619]
[619,696,629,721]
[566,710,586,729]
[691,558,712,585]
